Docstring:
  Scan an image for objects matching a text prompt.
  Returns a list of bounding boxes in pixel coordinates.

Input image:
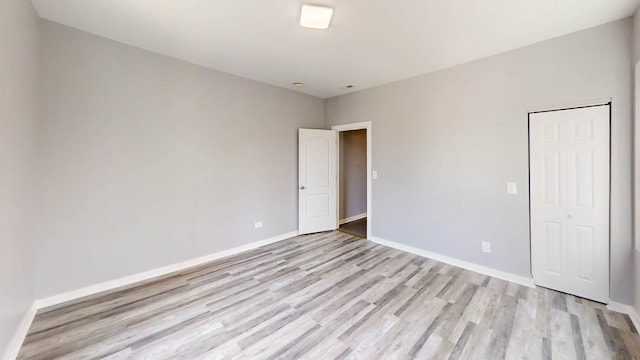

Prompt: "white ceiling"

[31,0,639,98]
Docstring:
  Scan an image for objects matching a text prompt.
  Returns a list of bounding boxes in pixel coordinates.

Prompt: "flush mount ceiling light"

[300,5,334,30]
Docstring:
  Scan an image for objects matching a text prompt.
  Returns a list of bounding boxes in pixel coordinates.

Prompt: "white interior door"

[530,105,610,303]
[299,129,337,234]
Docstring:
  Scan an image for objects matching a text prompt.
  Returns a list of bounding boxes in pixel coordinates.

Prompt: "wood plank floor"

[18,231,640,359]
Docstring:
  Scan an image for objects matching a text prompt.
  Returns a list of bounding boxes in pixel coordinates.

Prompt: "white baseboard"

[607,302,640,332]
[339,213,366,225]
[2,303,37,360]
[369,236,535,288]
[3,230,298,360]
[35,230,299,309]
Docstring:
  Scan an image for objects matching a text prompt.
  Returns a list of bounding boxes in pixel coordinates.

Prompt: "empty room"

[3,0,640,359]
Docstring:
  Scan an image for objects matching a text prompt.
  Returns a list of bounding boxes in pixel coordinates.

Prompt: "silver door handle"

[300,186,305,190]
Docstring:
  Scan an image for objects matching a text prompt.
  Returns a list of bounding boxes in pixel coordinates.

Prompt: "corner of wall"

[323,97,330,129]
[2,304,38,360]
[0,0,41,356]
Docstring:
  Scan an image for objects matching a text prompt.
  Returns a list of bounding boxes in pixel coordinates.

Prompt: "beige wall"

[327,19,634,304]
[35,21,325,298]
[339,130,367,220]
[0,0,39,354]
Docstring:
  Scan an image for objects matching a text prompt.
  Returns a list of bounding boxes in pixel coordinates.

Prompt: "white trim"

[332,121,372,240]
[607,302,640,332]
[339,213,366,225]
[3,231,298,359]
[369,236,535,288]
[34,231,298,309]
[2,303,37,360]
[331,122,371,132]
[527,97,612,113]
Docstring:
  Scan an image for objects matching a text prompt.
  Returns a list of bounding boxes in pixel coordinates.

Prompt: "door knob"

[300,186,305,190]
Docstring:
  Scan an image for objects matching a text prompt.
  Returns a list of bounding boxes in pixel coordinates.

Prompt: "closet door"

[529,105,610,303]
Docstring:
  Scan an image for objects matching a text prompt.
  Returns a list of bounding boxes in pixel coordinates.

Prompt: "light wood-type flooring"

[18,231,640,359]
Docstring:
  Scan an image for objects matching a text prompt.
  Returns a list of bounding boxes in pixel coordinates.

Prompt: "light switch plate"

[254,221,263,228]
[372,171,378,180]
[507,182,517,195]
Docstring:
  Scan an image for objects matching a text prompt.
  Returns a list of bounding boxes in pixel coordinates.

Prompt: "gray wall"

[0,0,39,353]
[327,19,634,304]
[634,8,640,64]
[35,21,325,298]
[633,6,640,316]
[339,130,367,220]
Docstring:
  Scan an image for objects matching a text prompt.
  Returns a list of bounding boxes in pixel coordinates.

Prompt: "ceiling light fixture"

[293,82,304,87]
[340,84,355,90]
[300,5,333,30]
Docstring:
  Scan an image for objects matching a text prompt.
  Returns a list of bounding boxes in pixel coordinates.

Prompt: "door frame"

[527,100,612,302]
[331,122,372,239]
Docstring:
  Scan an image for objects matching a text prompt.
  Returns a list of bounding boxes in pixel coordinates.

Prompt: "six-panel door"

[529,105,610,303]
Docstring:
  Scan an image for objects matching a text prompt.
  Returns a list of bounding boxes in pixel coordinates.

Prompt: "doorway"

[529,103,610,303]
[337,129,367,237]
[332,122,372,239]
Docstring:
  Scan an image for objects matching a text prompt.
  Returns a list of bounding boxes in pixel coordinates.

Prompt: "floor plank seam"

[16,231,640,360]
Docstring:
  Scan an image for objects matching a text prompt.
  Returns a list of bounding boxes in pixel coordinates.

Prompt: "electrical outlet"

[372,171,378,180]
[482,241,491,253]
[254,221,263,228]
[507,182,517,194]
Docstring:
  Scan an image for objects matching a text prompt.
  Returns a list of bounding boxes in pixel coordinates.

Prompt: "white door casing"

[332,121,372,239]
[299,129,337,234]
[529,105,610,303]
